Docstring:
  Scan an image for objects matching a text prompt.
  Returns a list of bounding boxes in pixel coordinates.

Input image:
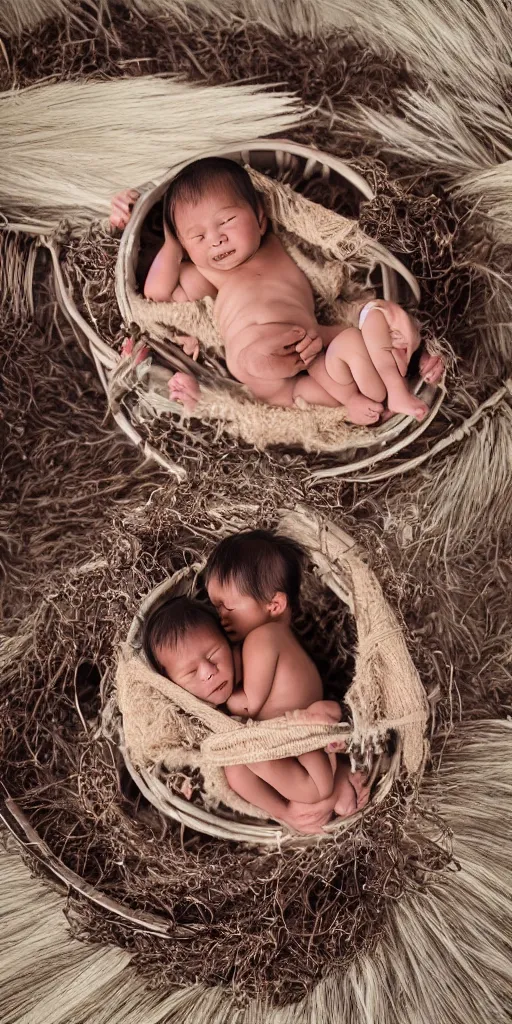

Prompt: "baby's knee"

[328,326,361,355]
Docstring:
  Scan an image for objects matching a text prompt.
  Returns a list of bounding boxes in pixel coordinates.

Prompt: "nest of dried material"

[1,0,512,1012]
[0,417,449,1001]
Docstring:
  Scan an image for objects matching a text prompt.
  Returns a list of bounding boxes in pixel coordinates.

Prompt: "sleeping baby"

[144,530,368,834]
[111,158,443,424]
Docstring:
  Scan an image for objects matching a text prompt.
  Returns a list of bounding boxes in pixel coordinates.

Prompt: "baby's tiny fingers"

[110,214,128,230]
[113,198,131,215]
[326,740,347,753]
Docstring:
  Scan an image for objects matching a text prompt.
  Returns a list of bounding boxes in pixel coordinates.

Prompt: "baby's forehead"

[208,574,248,598]
[179,621,224,649]
[158,621,222,658]
[174,183,243,219]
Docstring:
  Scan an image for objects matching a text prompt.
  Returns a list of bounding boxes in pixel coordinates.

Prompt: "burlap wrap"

[115,509,428,819]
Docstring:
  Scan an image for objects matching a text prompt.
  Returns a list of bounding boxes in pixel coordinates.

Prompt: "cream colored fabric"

[116,642,351,818]
[115,510,428,817]
[279,507,429,775]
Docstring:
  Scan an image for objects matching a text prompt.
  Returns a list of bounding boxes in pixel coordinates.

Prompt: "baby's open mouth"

[213,250,235,262]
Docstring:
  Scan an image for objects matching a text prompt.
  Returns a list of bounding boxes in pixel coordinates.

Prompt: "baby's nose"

[200,659,216,680]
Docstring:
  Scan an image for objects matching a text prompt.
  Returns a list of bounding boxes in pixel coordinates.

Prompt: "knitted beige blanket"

[115,509,428,818]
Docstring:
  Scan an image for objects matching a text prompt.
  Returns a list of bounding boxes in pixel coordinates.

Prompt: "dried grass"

[1,0,511,1010]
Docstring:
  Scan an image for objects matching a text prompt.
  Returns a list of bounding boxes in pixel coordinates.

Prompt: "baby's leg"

[285,756,358,832]
[248,752,335,803]
[297,749,337,799]
[361,308,428,421]
[225,763,292,823]
[302,330,385,425]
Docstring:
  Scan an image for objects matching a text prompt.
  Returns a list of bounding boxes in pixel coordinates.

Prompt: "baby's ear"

[269,591,288,617]
[257,201,268,234]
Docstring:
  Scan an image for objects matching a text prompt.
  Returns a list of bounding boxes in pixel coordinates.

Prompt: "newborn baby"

[204,528,369,831]
[111,158,443,424]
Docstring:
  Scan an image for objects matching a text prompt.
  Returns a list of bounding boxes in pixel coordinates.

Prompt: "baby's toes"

[359,400,383,424]
[419,351,444,384]
[411,398,430,421]
[350,772,371,811]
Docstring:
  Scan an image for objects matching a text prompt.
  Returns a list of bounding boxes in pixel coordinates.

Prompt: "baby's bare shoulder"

[243,622,289,651]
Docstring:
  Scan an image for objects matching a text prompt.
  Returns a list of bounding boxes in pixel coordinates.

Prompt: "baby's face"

[207,576,271,643]
[173,185,266,273]
[156,623,234,704]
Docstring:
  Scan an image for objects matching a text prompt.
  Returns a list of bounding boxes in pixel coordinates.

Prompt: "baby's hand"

[168,371,201,414]
[173,334,200,361]
[110,189,140,230]
[296,329,323,366]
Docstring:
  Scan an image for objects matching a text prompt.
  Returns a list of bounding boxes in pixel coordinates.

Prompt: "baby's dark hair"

[204,530,305,612]
[163,157,261,238]
[143,595,220,675]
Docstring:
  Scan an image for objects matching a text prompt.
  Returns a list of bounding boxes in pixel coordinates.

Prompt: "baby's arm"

[226,627,278,718]
[109,189,215,303]
[239,326,321,382]
[143,233,183,301]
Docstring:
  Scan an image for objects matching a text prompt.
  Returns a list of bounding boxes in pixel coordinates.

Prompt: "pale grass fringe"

[310,0,512,247]
[407,397,512,550]
[2,719,511,1024]
[0,77,305,231]
[0,0,81,35]
[0,0,320,39]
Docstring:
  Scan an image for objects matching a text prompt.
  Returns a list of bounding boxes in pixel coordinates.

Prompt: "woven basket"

[46,138,445,481]
[106,507,429,849]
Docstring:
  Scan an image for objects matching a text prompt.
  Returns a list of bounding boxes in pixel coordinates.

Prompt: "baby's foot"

[168,371,200,414]
[285,798,334,835]
[386,388,429,422]
[332,759,357,818]
[348,771,371,811]
[345,394,384,425]
[419,351,444,385]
